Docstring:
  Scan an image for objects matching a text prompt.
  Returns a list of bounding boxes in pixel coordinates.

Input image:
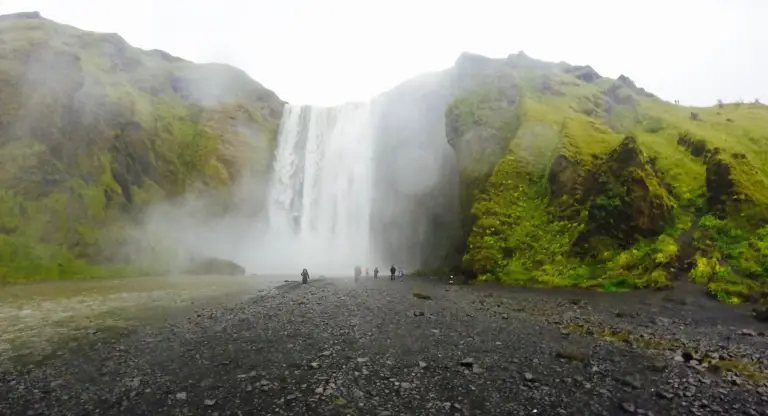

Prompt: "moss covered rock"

[705,153,738,213]
[575,136,675,252]
[548,153,583,202]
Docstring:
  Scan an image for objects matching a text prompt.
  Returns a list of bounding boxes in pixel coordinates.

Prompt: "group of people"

[301,265,405,284]
[360,265,404,281]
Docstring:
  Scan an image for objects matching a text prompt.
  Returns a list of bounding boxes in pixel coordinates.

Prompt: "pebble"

[619,402,636,413]
[4,277,767,415]
[524,372,536,382]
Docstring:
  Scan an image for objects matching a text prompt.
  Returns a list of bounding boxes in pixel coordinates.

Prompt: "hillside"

[0,12,284,282]
[447,52,768,303]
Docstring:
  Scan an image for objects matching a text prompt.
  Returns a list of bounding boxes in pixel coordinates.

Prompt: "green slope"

[0,12,284,282]
[449,52,768,303]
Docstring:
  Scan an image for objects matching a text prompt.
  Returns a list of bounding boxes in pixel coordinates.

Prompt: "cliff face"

[368,71,461,270]
[443,51,768,303]
[0,12,284,281]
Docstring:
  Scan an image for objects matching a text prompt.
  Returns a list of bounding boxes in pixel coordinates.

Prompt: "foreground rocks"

[1,278,767,415]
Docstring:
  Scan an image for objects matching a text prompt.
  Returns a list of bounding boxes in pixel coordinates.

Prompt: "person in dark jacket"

[373,267,379,279]
[389,265,396,281]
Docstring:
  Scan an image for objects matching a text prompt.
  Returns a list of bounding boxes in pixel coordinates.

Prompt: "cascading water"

[257,102,380,275]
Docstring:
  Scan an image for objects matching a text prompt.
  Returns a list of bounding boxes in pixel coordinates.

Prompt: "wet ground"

[1,276,767,415]
[0,274,287,364]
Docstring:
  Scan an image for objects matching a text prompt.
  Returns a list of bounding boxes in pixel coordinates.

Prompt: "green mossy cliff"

[448,52,768,303]
[0,12,283,282]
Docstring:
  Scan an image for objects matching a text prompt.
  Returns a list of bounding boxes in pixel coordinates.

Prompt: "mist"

[130,69,464,277]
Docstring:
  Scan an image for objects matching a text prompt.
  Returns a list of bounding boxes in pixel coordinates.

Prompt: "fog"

[132,70,463,276]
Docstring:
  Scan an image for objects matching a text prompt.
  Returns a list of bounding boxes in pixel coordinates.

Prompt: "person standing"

[389,265,396,281]
[398,266,404,282]
[373,267,379,279]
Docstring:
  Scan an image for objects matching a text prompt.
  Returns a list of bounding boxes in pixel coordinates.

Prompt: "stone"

[523,372,536,382]
[620,402,636,413]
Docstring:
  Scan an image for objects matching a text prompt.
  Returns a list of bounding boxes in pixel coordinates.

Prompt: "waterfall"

[258,102,380,275]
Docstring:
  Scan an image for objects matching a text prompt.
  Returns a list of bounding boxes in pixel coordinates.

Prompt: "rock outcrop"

[575,136,675,252]
[565,65,602,83]
[705,153,737,213]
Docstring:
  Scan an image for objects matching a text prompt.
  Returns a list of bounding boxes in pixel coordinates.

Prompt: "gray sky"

[1,0,765,106]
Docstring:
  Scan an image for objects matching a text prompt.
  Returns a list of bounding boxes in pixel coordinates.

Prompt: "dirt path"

[1,277,767,415]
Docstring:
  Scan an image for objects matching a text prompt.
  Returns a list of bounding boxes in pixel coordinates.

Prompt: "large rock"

[548,153,583,202]
[704,150,768,218]
[574,136,675,253]
[185,257,246,276]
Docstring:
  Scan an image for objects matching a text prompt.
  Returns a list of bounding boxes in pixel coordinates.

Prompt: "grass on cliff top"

[528,70,768,203]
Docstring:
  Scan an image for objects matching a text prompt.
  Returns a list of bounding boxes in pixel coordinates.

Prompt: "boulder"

[548,153,582,201]
[185,257,246,276]
[753,306,768,323]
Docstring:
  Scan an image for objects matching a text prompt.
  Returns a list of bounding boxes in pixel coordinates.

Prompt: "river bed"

[0,274,287,365]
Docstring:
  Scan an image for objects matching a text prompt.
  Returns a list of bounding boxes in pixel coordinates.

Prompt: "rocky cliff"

[0,12,284,282]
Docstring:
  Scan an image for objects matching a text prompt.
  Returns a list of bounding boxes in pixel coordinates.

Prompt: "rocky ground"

[1,276,767,415]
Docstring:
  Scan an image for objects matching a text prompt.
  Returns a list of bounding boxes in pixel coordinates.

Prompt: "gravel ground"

[1,276,767,415]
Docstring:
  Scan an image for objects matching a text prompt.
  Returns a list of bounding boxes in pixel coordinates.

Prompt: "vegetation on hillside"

[449,52,768,303]
[0,12,283,282]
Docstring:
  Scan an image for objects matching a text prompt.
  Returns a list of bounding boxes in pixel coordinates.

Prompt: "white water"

[255,103,381,275]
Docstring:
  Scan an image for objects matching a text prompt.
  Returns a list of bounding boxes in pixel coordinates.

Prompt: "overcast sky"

[0,0,764,106]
